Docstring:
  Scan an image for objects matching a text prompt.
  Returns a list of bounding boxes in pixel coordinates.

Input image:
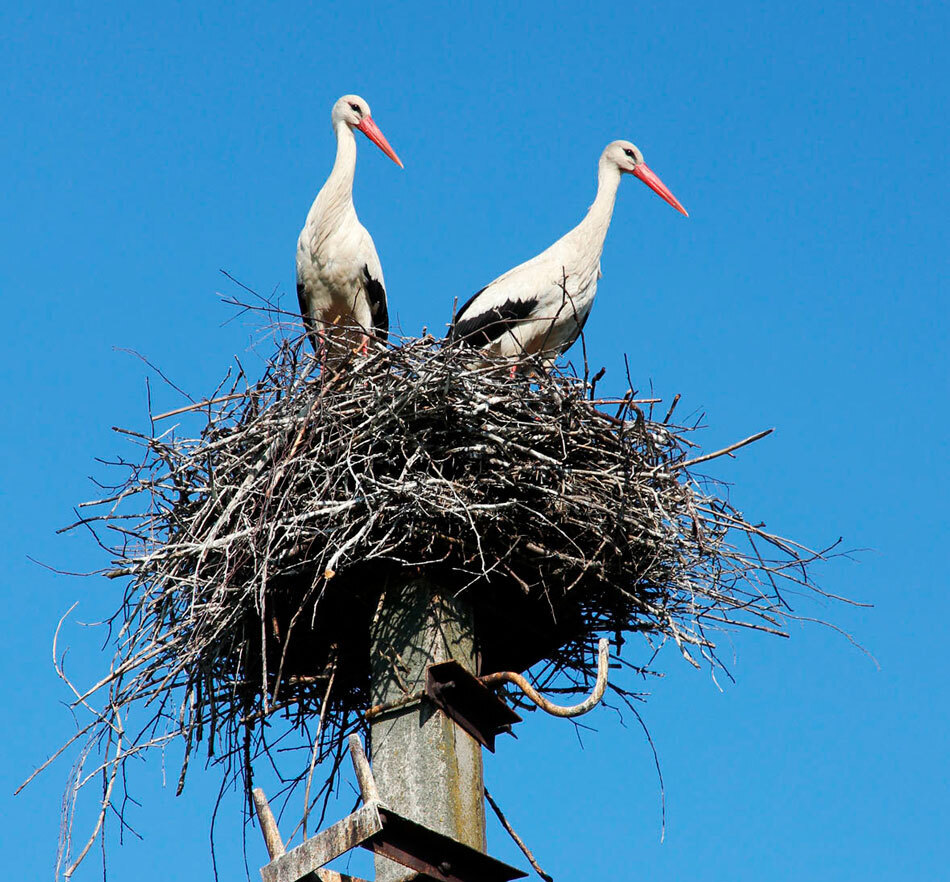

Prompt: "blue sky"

[2,1,947,879]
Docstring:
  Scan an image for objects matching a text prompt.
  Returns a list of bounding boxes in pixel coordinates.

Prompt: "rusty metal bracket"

[479,637,610,718]
[425,660,522,751]
[370,805,527,882]
[258,735,526,882]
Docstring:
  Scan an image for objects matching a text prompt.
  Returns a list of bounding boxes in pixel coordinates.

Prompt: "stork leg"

[317,330,330,373]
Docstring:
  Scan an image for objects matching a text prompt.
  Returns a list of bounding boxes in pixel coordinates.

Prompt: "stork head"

[604,140,687,216]
[332,94,403,168]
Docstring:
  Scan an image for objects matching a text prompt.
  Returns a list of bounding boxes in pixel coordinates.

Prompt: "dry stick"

[151,392,248,422]
[673,428,774,471]
[114,347,195,404]
[64,709,124,879]
[484,786,553,882]
[589,367,606,400]
[363,690,424,721]
[663,393,681,425]
[302,664,337,838]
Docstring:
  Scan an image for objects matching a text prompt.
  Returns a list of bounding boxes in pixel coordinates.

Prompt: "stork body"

[296,95,402,354]
[450,141,687,365]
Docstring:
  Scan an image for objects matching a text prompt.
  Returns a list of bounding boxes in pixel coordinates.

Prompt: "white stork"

[296,94,403,356]
[449,140,687,366]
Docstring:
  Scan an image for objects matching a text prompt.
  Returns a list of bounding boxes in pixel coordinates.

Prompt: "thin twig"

[485,786,553,881]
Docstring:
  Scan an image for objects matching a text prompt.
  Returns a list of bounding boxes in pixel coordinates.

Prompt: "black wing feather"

[296,280,318,350]
[362,265,389,341]
[450,288,538,347]
[451,285,488,327]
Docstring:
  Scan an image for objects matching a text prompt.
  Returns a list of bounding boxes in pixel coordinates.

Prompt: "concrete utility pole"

[369,578,485,882]
[256,575,600,882]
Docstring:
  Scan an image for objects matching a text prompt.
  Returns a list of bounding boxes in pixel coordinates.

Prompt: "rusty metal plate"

[425,660,522,751]
[368,807,527,882]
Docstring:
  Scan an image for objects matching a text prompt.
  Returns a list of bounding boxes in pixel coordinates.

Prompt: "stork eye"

[624,149,635,158]
[349,102,362,114]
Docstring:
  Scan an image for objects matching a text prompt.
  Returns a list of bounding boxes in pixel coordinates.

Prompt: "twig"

[673,428,774,470]
[484,786,553,881]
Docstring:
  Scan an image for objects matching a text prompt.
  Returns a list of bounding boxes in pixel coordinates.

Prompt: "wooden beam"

[253,788,286,861]
[260,803,382,882]
[347,734,381,805]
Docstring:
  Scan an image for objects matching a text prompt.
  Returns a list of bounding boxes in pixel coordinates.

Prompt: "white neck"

[305,121,359,242]
[561,156,622,267]
[306,121,359,237]
[583,158,622,243]
[323,120,358,206]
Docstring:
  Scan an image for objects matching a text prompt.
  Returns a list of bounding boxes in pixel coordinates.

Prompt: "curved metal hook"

[480,638,610,718]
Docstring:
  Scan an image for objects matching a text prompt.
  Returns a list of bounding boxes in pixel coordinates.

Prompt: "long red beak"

[356,116,403,168]
[633,163,688,216]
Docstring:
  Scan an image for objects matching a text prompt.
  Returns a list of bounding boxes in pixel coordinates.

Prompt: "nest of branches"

[42,325,838,875]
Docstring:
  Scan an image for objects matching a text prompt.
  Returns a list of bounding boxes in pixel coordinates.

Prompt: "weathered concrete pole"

[369,577,485,882]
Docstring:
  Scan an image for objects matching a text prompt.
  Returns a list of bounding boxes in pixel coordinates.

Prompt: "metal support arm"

[479,638,610,717]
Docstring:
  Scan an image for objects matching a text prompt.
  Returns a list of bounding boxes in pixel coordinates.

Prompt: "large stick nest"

[42,324,838,875]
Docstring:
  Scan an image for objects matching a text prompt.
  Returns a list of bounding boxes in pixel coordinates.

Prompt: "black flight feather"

[297,280,318,350]
[362,264,389,341]
[450,289,538,347]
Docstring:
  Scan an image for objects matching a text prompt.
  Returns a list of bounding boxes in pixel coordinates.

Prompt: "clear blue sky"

[2,1,947,879]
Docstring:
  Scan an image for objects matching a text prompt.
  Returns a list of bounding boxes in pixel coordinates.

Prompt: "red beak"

[356,116,403,168]
[632,163,688,216]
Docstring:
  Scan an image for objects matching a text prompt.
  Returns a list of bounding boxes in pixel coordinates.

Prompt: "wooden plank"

[253,787,328,882]
[314,871,370,882]
[252,788,286,860]
[347,734,381,805]
[260,803,382,882]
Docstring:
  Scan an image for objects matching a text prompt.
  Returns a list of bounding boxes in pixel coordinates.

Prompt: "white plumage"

[296,94,402,354]
[450,140,687,365]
